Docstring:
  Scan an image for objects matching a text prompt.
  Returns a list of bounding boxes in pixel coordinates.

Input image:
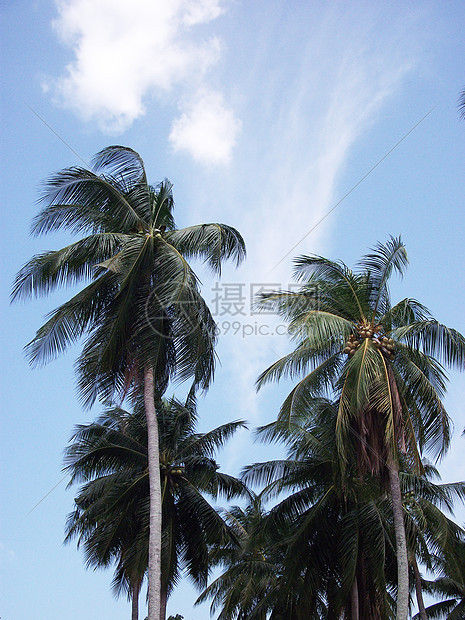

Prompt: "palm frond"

[24,272,116,366]
[33,167,146,235]
[393,320,465,369]
[167,223,246,275]
[11,233,129,301]
[358,235,408,319]
[91,145,147,186]
[293,254,368,320]
[180,421,248,459]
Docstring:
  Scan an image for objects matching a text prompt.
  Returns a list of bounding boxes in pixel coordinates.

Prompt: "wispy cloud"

[47,0,240,164]
[233,11,415,280]
[190,5,422,471]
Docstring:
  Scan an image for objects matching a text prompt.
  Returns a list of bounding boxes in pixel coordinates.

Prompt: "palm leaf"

[167,223,246,275]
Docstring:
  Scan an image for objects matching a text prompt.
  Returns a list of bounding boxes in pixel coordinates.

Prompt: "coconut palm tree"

[243,398,397,619]
[242,402,465,619]
[65,396,247,619]
[419,543,465,619]
[399,464,465,619]
[12,146,246,620]
[256,237,465,619]
[196,491,285,619]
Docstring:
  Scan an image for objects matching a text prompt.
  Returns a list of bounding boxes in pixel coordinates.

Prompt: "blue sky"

[1,1,464,618]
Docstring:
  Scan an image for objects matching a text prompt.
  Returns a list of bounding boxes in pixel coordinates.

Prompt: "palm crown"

[240,400,465,619]
[65,397,247,618]
[257,236,464,474]
[12,146,246,404]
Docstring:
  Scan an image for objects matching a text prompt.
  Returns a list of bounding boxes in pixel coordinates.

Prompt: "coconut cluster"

[343,334,361,357]
[343,323,395,360]
[375,336,396,360]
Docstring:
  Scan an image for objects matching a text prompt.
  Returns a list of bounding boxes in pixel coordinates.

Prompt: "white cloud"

[48,0,239,163]
[183,0,224,26]
[169,90,241,165]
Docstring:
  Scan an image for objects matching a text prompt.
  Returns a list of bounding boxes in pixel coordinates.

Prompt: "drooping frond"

[393,348,451,460]
[287,309,354,348]
[11,233,129,301]
[337,339,386,422]
[380,297,430,330]
[393,320,465,369]
[91,145,147,185]
[25,272,117,366]
[273,354,343,428]
[167,223,246,275]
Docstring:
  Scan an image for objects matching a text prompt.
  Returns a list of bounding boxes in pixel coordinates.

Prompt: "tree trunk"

[351,576,359,620]
[387,451,409,620]
[131,580,140,620]
[160,582,168,620]
[412,555,427,620]
[145,366,162,620]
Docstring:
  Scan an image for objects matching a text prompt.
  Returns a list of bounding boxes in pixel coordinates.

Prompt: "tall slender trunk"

[131,579,140,620]
[160,582,168,620]
[145,366,162,620]
[412,556,427,620]
[387,451,409,620]
[351,576,359,620]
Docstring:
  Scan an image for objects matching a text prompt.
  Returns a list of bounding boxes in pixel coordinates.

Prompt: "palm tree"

[398,463,465,619]
[243,398,396,619]
[12,146,246,620]
[417,539,465,619]
[196,491,284,619]
[65,396,247,619]
[242,402,465,619]
[256,237,465,619]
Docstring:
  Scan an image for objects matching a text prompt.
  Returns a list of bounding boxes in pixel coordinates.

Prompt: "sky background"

[1,1,464,618]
